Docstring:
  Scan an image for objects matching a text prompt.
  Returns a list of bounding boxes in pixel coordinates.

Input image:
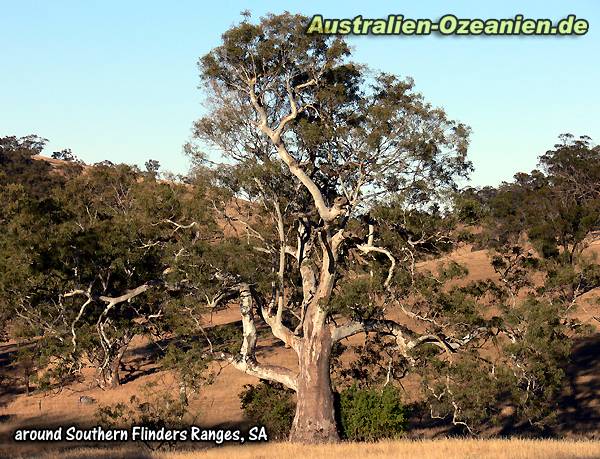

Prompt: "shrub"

[239,380,296,440]
[95,382,188,450]
[239,381,407,441]
[338,384,407,441]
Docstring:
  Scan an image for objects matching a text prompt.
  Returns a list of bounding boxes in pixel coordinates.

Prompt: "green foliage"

[373,203,458,259]
[205,322,245,354]
[542,256,600,303]
[0,141,220,387]
[393,261,489,336]
[239,380,296,440]
[0,135,81,198]
[338,384,407,441]
[240,380,407,441]
[453,186,496,225]
[195,11,472,244]
[51,148,81,163]
[416,293,581,433]
[421,353,514,431]
[161,343,213,395]
[490,245,540,300]
[328,276,384,320]
[0,53,598,447]
[482,135,599,258]
[502,297,574,427]
[333,334,409,389]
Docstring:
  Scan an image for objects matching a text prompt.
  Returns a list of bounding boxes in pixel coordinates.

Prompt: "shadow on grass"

[555,333,600,438]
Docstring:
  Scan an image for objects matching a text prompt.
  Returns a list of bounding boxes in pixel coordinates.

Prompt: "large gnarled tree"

[192,13,472,443]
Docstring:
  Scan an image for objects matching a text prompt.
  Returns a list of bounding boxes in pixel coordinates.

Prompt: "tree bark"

[99,340,130,389]
[289,312,339,443]
[107,354,122,388]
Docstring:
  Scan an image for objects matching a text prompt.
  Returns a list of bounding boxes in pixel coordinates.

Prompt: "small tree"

[145,159,161,178]
[51,148,81,163]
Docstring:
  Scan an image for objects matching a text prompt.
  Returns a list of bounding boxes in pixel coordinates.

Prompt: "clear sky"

[1,1,598,187]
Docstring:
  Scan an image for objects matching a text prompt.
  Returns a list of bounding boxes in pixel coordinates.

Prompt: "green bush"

[239,381,407,441]
[239,380,296,440]
[338,384,407,441]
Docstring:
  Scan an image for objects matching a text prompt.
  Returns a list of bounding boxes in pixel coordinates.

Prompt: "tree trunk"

[100,341,130,389]
[107,355,121,388]
[289,324,339,443]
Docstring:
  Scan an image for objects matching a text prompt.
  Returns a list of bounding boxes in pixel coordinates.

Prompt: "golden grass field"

[180,439,600,459]
[14,439,600,459]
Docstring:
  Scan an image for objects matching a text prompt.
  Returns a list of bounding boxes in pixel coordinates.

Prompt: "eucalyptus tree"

[486,135,600,306]
[0,151,215,389]
[192,13,473,442]
[443,135,600,431]
[0,135,81,343]
[55,164,219,388]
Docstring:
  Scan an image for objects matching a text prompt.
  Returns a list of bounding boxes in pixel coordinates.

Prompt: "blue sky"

[1,1,598,186]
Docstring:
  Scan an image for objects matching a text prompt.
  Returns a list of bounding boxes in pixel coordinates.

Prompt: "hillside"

[1,242,599,456]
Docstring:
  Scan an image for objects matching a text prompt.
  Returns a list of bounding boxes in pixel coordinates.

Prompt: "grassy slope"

[1,243,599,457]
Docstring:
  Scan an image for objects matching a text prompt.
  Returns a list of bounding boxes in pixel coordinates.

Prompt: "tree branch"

[211,283,298,391]
[332,318,463,358]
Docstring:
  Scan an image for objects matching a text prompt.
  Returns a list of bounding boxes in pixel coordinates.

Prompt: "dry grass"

[166,439,600,459]
[16,439,600,459]
[11,447,150,459]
